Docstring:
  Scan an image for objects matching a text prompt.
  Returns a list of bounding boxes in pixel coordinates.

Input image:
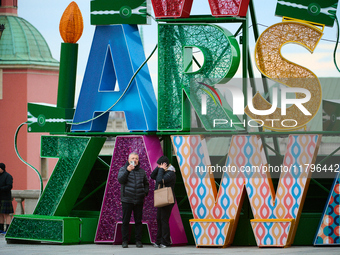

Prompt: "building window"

[40,158,48,180]
[14,0,17,7]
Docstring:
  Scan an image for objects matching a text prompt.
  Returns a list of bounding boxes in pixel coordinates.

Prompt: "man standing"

[0,163,13,234]
[118,152,149,248]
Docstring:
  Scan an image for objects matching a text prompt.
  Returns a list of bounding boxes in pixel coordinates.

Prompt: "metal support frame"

[68,156,109,209]
[242,12,249,133]
[248,0,281,161]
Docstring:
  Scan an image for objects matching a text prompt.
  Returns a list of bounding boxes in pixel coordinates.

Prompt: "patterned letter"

[158,24,241,131]
[314,171,340,245]
[95,136,187,245]
[245,21,323,131]
[151,0,250,18]
[6,136,106,243]
[172,134,321,247]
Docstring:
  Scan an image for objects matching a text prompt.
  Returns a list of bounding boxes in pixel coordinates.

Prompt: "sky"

[18,0,340,101]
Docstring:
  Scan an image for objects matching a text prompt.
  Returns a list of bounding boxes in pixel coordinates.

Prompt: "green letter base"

[6,215,98,244]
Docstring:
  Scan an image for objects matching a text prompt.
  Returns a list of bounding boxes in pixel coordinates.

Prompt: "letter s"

[245,21,323,131]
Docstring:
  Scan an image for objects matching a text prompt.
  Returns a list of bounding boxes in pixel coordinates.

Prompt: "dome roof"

[0,15,59,67]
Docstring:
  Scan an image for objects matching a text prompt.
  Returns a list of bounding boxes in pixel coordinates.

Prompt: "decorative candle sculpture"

[57,1,83,109]
[27,1,83,133]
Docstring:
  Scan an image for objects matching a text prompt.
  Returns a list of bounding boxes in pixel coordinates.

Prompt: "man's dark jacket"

[118,161,149,204]
[0,171,13,200]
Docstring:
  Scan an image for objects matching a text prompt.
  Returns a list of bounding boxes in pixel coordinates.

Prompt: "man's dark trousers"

[122,202,143,242]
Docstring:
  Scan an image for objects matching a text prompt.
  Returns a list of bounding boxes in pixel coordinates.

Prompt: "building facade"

[0,0,59,195]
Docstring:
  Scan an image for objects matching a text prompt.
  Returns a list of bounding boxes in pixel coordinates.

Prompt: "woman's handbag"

[154,180,174,207]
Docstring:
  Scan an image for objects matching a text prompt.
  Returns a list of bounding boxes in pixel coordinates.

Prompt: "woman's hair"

[157,156,169,165]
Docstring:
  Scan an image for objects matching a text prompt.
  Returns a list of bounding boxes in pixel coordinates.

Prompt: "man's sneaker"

[0,230,6,235]
[122,241,128,248]
[152,243,160,248]
[159,244,170,248]
[136,241,143,248]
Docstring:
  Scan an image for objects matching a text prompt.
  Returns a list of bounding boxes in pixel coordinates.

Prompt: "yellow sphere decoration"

[59,1,83,43]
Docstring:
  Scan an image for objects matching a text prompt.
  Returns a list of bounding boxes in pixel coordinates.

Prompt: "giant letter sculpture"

[314,171,340,245]
[6,136,106,243]
[172,134,321,247]
[158,24,242,131]
[95,136,187,245]
[151,0,250,18]
[245,21,323,131]
[72,24,157,132]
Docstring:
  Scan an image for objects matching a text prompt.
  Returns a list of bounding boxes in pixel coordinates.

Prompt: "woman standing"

[0,163,13,234]
[151,156,176,248]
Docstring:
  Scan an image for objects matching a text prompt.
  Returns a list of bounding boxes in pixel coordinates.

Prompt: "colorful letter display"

[151,0,250,18]
[314,171,340,245]
[12,0,340,248]
[71,24,157,132]
[6,136,105,243]
[208,0,250,17]
[275,0,339,27]
[171,134,321,247]
[90,0,151,25]
[95,136,187,245]
[158,24,243,131]
[36,136,106,216]
[245,21,323,131]
[27,2,82,134]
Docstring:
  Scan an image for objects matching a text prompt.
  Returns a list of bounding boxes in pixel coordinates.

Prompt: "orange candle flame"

[59,1,83,43]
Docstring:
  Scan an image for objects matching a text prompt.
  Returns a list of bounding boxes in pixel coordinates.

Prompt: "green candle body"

[57,42,78,109]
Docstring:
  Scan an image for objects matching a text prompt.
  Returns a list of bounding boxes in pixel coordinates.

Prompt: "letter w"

[171,134,321,247]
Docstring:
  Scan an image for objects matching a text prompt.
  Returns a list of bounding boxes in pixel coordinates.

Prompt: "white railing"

[11,190,40,215]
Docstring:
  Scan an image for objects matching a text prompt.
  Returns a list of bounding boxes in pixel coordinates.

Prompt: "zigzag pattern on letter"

[314,171,340,245]
[171,134,321,247]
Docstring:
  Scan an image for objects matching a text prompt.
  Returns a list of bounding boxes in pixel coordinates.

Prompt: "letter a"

[72,25,157,132]
[314,171,340,245]
[96,136,187,245]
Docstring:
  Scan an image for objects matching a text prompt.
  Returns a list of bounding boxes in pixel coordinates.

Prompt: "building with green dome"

[0,0,59,195]
[0,1,58,67]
